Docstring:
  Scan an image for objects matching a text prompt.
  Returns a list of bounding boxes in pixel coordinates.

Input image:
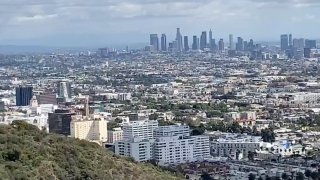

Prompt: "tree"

[115,118,123,123]
[248,173,256,180]
[310,172,319,180]
[282,173,289,180]
[305,169,312,180]
[248,151,255,161]
[296,172,305,180]
[261,128,276,143]
[149,113,159,120]
[201,172,213,180]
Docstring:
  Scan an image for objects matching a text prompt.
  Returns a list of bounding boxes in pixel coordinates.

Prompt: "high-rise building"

[150,34,159,51]
[289,34,293,47]
[192,35,198,50]
[218,39,224,51]
[115,125,210,165]
[71,115,108,144]
[122,120,159,140]
[229,34,234,50]
[48,109,75,136]
[209,29,214,50]
[236,37,244,51]
[16,86,33,106]
[160,34,167,51]
[58,81,71,101]
[184,36,189,51]
[305,39,317,49]
[176,28,183,52]
[36,93,57,105]
[293,38,305,50]
[281,34,289,51]
[200,31,207,50]
[107,128,123,144]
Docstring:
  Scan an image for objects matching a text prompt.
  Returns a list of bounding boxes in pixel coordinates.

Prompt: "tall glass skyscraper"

[160,34,167,51]
[16,86,33,106]
[176,28,183,52]
[184,36,189,51]
[281,34,289,51]
[150,34,159,51]
[200,31,207,50]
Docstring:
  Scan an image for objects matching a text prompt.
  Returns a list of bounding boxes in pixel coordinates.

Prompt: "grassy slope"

[0,121,182,180]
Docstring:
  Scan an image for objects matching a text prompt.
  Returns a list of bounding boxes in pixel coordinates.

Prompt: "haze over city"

[0,0,320,47]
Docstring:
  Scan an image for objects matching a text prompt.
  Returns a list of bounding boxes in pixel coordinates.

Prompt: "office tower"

[243,41,248,51]
[304,48,311,58]
[122,120,159,140]
[192,35,198,50]
[58,81,71,101]
[160,34,167,51]
[229,34,234,50]
[149,34,159,51]
[280,34,289,51]
[293,38,305,50]
[236,37,244,51]
[209,29,214,50]
[289,34,293,47]
[16,86,33,106]
[176,28,183,52]
[305,39,317,49]
[36,93,57,105]
[184,36,189,51]
[70,116,108,143]
[48,109,75,135]
[200,31,207,50]
[218,39,224,51]
[248,39,254,51]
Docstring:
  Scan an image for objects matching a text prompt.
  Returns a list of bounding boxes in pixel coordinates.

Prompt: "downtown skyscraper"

[200,31,207,50]
[229,34,234,50]
[176,28,183,52]
[184,36,189,51]
[161,34,167,51]
[280,34,289,51]
[150,34,159,51]
[192,35,198,50]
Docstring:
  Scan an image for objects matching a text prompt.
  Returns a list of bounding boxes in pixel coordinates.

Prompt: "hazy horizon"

[1,0,320,47]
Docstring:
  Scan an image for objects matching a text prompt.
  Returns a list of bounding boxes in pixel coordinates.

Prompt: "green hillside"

[0,121,182,180]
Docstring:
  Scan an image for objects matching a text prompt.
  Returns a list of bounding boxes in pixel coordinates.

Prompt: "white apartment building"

[153,124,189,138]
[154,135,210,166]
[210,133,262,160]
[70,116,108,145]
[122,120,158,140]
[107,127,123,144]
[115,124,211,166]
[115,138,154,162]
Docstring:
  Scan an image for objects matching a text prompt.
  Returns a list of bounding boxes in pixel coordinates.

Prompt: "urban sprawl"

[1,28,320,180]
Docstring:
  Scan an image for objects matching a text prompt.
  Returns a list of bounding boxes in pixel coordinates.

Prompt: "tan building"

[107,127,123,144]
[70,115,108,145]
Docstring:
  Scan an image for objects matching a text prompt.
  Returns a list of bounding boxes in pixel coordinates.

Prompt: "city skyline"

[0,0,320,47]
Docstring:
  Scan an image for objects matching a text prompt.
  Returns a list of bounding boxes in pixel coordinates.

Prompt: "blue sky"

[0,0,319,47]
